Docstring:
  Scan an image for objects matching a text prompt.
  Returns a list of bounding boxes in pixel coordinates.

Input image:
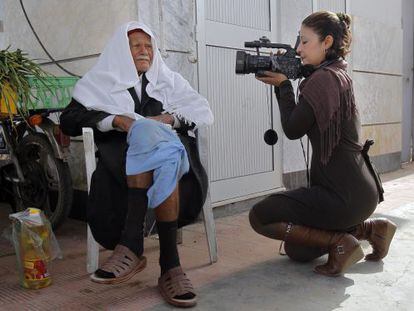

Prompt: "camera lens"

[235,51,247,74]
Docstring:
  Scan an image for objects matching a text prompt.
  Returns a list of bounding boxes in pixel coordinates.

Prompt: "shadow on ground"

[150,256,359,311]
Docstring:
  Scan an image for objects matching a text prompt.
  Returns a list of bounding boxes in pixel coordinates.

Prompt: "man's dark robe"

[60,75,208,249]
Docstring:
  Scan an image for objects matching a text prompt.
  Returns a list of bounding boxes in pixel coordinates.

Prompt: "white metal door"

[196,0,283,205]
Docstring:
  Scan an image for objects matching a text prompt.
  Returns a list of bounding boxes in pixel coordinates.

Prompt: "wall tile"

[353,72,402,125]
[352,16,402,75]
[361,123,402,156]
[352,0,402,28]
[138,0,194,53]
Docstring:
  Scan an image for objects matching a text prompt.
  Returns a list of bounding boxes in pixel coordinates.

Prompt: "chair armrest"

[82,127,97,192]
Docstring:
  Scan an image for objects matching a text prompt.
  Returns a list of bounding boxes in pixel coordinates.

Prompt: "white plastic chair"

[82,127,217,273]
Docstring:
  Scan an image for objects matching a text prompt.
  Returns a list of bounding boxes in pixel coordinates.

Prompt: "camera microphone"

[264,129,278,145]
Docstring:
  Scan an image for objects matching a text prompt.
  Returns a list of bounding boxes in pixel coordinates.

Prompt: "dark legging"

[249,194,358,262]
[249,192,366,234]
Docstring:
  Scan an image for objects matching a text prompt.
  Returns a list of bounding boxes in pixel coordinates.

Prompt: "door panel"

[197,0,282,204]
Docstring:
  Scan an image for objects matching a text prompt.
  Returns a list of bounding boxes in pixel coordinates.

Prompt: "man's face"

[129,31,153,73]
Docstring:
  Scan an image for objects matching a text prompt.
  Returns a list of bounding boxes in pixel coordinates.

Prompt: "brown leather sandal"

[158,266,197,308]
[90,244,147,284]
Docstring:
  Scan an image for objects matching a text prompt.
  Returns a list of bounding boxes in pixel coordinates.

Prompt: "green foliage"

[0,47,51,117]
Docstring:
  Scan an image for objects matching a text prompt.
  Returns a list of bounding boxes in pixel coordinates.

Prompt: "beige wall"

[351,6,403,161]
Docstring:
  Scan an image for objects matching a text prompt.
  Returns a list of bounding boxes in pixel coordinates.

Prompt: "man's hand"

[112,115,135,132]
[256,71,288,87]
[147,114,174,126]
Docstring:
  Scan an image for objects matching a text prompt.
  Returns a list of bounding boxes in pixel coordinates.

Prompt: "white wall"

[278,0,313,175]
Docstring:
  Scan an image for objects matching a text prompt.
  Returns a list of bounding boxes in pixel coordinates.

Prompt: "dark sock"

[96,188,148,279]
[119,188,148,256]
[157,220,194,300]
[157,220,180,275]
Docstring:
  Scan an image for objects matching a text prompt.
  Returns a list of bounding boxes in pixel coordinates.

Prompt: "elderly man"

[60,22,213,308]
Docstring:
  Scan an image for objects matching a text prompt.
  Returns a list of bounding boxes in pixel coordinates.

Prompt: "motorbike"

[0,109,73,229]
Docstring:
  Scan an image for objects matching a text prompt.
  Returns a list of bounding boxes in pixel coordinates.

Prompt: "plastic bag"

[9,208,62,289]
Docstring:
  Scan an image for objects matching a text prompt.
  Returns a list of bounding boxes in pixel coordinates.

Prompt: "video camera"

[235,36,303,80]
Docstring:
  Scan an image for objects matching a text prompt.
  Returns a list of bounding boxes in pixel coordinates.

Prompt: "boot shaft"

[275,222,346,248]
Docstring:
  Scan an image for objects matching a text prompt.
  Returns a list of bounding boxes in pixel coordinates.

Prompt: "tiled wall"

[351,2,403,169]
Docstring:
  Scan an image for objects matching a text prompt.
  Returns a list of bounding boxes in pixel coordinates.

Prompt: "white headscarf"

[72,21,213,127]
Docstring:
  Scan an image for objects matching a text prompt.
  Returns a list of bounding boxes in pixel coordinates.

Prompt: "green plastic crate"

[27,76,79,110]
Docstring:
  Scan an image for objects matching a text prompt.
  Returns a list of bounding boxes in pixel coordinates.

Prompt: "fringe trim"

[162,105,194,127]
[320,88,357,165]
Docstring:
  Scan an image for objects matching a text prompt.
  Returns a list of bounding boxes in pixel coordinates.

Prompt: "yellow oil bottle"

[11,208,52,289]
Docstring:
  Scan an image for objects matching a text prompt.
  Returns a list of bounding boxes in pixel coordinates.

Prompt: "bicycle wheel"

[14,133,73,229]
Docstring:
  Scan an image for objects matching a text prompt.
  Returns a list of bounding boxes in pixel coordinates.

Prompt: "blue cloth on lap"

[126,118,189,208]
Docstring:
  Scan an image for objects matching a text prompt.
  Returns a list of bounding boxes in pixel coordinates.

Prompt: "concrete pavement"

[1,164,413,310]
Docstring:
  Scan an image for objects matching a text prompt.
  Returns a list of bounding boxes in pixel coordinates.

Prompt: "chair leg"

[83,128,100,273]
[87,225,100,273]
[202,199,218,263]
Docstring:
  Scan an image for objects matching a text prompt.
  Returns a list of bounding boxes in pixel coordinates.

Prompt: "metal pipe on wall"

[187,0,197,63]
[0,0,4,49]
[402,0,414,162]
[158,0,168,58]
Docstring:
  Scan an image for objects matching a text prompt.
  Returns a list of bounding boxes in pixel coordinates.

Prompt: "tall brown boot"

[352,218,397,261]
[275,222,364,277]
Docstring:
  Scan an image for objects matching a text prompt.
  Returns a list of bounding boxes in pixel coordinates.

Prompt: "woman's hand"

[256,50,288,86]
[147,113,174,126]
[256,71,288,87]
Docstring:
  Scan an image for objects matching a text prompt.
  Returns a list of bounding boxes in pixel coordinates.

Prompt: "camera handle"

[244,36,294,56]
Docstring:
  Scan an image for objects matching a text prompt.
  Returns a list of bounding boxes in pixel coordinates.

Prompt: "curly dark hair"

[302,11,352,60]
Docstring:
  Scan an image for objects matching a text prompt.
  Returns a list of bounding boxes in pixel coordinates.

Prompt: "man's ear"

[324,35,334,50]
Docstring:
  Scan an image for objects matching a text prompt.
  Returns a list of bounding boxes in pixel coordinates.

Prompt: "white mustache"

[136,55,150,61]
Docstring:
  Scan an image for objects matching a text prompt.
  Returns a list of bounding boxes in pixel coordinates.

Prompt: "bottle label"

[24,260,50,280]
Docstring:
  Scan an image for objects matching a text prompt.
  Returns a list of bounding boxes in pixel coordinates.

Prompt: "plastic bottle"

[11,208,52,289]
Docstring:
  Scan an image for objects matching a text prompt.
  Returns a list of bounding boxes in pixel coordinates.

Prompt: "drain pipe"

[0,0,4,48]
[158,0,168,58]
[187,0,197,63]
